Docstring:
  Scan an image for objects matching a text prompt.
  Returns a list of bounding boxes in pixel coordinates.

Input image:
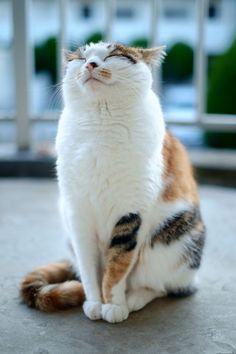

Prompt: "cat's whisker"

[48,86,63,110]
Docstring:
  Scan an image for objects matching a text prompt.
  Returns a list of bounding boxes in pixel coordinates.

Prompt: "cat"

[20,42,205,323]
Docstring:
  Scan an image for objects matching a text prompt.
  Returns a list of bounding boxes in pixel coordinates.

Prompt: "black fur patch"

[184,228,206,269]
[110,213,141,251]
[151,208,201,247]
[115,213,141,226]
[167,286,197,298]
[151,207,206,269]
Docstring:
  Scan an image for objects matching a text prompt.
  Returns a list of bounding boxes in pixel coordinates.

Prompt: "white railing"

[1,0,236,150]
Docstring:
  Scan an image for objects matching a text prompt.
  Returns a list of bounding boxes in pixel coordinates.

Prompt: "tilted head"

[63,42,165,102]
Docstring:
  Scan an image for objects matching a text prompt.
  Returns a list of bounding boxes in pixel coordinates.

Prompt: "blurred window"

[208,0,221,19]
[164,7,188,19]
[116,7,134,19]
[81,4,92,19]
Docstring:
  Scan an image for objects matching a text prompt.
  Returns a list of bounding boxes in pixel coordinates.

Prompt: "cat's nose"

[86,62,98,71]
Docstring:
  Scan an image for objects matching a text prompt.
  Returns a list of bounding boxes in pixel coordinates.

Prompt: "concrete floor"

[0,179,236,354]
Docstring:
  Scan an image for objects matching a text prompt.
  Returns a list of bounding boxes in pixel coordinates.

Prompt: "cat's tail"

[20,261,85,312]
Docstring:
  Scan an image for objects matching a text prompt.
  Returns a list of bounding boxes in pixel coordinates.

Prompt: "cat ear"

[139,46,166,65]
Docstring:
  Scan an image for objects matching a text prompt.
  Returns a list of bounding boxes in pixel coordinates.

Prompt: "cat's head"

[63,42,165,101]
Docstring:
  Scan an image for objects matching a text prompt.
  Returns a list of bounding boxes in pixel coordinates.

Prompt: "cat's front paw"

[102,304,129,323]
[83,300,102,320]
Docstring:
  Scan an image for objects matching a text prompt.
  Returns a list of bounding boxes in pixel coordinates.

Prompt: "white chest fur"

[56,92,165,242]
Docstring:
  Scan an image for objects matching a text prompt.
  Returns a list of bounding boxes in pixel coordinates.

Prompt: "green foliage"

[162,42,194,82]
[34,37,57,84]
[204,132,236,149]
[85,32,104,44]
[205,39,236,148]
[130,38,149,48]
[207,39,236,115]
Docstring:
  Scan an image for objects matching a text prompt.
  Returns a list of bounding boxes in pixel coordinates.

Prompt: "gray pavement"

[0,179,236,354]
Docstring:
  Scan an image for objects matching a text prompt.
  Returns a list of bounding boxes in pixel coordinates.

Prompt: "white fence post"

[195,0,208,124]
[150,0,162,94]
[105,0,116,42]
[12,0,31,150]
[58,0,68,84]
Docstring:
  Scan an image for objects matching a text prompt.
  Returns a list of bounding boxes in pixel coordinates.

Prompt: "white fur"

[56,42,196,323]
[83,300,102,320]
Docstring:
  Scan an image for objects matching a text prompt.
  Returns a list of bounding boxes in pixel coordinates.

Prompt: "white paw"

[83,300,102,320]
[102,304,129,323]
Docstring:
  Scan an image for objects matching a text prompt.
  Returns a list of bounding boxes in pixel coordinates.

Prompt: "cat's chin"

[82,78,110,96]
[84,77,105,88]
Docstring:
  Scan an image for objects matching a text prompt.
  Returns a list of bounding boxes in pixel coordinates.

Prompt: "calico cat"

[21,42,205,323]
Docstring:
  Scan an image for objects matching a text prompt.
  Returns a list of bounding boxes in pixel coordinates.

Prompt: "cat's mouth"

[84,76,103,85]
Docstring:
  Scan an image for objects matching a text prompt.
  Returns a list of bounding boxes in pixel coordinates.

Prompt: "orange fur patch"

[98,68,112,79]
[65,50,82,62]
[112,44,165,65]
[112,218,140,238]
[102,249,134,303]
[162,132,199,204]
[113,44,143,60]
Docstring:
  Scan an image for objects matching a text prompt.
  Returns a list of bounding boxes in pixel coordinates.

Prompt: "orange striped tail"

[20,261,85,312]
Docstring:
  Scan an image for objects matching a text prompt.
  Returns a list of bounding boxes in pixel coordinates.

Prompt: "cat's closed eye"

[104,54,137,64]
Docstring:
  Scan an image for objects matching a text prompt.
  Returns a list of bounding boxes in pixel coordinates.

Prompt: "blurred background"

[0,0,236,182]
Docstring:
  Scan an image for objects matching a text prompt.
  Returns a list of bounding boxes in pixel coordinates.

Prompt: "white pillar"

[12,0,31,150]
[195,0,208,124]
[105,0,116,42]
[150,0,162,94]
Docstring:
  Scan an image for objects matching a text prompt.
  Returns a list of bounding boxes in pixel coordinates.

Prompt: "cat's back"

[161,131,199,205]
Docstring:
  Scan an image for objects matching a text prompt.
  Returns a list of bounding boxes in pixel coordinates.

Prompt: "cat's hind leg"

[127,287,161,313]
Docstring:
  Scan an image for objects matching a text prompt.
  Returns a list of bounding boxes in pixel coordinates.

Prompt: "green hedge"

[207,39,236,115]
[85,32,104,44]
[130,38,148,48]
[205,38,236,148]
[34,37,57,84]
[162,42,193,82]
